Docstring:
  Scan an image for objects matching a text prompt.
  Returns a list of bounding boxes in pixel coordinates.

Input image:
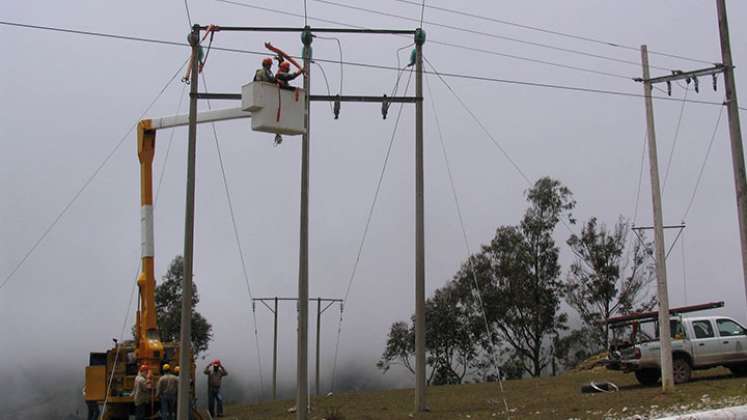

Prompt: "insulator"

[381,94,390,120]
[713,74,718,92]
[333,95,341,119]
[667,81,672,96]
[693,76,700,93]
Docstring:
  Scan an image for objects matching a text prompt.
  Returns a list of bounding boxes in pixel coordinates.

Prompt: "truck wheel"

[728,364,747,377]
[634,368,660,386]
[672,357,692,384]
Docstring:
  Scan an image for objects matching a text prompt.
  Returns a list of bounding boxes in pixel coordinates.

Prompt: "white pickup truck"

[607,315,747,385]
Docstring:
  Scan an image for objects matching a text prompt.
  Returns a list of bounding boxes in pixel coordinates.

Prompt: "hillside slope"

[222,367,747,419]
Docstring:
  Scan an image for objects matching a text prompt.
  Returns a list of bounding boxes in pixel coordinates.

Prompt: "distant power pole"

[640,45,674,392]
[254,297,342,400]
[716,0,747,314]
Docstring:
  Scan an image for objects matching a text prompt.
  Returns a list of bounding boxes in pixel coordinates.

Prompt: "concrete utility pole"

[640,45,674,392]
[254,296,342,400]
[273,296,278,400]
[414,27,427,413]
[297,26,312,420]
[177,24,200,420]
[166,24,420,418]
[716,0,747,312]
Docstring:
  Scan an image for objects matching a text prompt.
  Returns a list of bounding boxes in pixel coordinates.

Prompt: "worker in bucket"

[253,57,276,83]
[156,363,179,420]
[204,359,228,417]
[132,364,153,420]
[275,61,304,88]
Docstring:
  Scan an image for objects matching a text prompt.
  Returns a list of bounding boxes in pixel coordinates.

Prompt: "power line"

[424,56,531,184]
[1,20,740,110]
[418,0,425,28]
[661,85,690,194]
[632,133,648,225]
[425,71,511,417]
[104,81,186,419]
[311,0,673,72]
[202,74,265,399]
[393,0,714,66]
[0,58,188,291]
[221,0,637,80]
[342,67,413,302]
[184,0,193,27]
[682,104,726,221]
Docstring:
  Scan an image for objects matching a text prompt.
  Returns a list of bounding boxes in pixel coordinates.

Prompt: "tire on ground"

[634,368,660,386]
[728,363,747,377]
[672,356,692,384]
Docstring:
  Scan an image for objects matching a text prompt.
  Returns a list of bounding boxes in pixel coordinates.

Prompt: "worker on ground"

[275,61,303,89]
[254,57,276,82]
[132,364,153,420]
[204,359,228,417]
[157,363,179,420]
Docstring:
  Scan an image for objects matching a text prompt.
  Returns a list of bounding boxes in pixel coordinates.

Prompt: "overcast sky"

[2,0,747,410]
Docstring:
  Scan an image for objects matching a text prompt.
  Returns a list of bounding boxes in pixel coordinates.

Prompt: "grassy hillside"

[222,367,747,419]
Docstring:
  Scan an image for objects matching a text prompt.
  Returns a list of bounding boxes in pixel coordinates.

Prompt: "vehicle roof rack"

[606,301,725,326]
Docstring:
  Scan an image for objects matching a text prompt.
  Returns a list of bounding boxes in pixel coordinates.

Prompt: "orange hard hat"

[279,61,290,71]
[262,57,273,66]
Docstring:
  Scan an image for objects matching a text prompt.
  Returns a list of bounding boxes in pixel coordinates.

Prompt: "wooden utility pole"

[413,27,427,412]
[177,24,200,420]
[640,45,674,392]
[297,26,313,420]
[716,0,747,311]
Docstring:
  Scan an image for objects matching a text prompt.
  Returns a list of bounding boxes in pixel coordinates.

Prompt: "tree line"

[377,177,657,384]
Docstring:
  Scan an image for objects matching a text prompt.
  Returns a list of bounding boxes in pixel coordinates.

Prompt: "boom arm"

[134,108,250,365]
[136,120,163,364]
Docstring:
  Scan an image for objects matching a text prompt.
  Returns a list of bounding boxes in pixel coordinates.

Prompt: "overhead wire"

[0,20,737,110]
[310,0,673,72]
[681,102,726,221]
[425,70,511,418]
[393,0,714,66]
[425,55,600,275]
[102,82,187,419]
[418,0,425,27]
[219,0,637,80]
[423,56,530,184]
[332,67,414,392]
[632,134,648,226]
[661,84,690,194]
[184,0,193,27]
[201,73,266,400]
[313,34,344,95]
[0,58,188,292]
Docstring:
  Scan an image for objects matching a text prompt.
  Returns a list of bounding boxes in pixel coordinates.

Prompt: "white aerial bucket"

[242,81,306,136]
